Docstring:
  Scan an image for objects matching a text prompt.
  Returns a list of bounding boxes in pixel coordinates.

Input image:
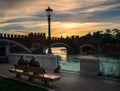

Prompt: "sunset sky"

[0,0,120,37]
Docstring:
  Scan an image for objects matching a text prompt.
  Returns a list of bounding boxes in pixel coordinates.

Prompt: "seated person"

[17,55,28,65]
[29,56,46,73]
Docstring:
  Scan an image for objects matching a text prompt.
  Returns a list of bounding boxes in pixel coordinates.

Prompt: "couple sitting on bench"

[18,55,46,73]
[10,55,61,85]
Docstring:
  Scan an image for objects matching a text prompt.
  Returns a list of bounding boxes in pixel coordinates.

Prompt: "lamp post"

[46,7,53,54]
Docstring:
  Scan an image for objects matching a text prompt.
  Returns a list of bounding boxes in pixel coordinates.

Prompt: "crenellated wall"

[0,32,46,49]
[1,32,120,54]
[0,32,46,39]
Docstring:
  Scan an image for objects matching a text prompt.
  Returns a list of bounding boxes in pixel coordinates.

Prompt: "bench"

[9,65,61,85]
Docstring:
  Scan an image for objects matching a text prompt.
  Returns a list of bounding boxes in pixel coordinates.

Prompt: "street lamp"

[45,7,53,54]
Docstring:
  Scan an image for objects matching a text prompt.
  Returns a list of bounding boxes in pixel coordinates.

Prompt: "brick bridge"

[0,33,120,56]
[51,36,103,54]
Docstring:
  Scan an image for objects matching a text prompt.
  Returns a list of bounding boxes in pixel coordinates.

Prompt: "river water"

[51,47,120,78]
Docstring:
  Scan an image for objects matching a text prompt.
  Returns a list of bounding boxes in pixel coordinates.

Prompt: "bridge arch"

[80,44,96,53]
[51,43,70,49]
[0,39,31,53]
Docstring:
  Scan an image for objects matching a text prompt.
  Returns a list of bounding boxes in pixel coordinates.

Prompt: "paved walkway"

[0,63,120,91]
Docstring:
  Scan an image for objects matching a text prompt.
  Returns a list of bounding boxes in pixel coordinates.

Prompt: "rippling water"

[51,47,120,78]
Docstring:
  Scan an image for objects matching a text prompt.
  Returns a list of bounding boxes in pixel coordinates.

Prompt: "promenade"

[0,63,120,91]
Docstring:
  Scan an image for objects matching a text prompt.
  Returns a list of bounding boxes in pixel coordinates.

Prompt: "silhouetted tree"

[81,32,92,39]
[81,28,120,44]
[92,31,103,40]
[112,29,120,42]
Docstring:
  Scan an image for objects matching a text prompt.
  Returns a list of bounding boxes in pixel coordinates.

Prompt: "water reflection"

[51,47,80,72]
[52,47,67,62]
[51,47,120,78]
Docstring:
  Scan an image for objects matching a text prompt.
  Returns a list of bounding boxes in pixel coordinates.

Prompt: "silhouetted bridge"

[0,33,46,56]
[0,33,120,57]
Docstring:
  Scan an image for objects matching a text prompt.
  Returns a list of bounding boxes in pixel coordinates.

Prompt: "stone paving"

[0,63,120,91]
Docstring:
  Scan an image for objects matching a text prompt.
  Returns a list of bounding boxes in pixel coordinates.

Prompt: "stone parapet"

[80,56,99,76]
[8,53,59,72]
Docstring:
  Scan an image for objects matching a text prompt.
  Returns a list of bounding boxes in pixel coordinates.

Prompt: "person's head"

[20,55,24,59]
[31,56,36,61]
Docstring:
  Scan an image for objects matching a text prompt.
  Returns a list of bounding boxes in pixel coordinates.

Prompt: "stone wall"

[80,56,99,76]
[8,53,59,72]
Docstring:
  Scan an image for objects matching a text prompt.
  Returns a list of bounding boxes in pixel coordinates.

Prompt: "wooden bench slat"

[44,74,60,80]
[14,65,28,72]
[9,69,32,77]
[9,69,23,73]
[33,74,60,82]
[9,65,61,85]
[28,67,44,74]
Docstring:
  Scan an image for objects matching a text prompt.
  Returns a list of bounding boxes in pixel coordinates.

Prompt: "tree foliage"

[82,29,120,43]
